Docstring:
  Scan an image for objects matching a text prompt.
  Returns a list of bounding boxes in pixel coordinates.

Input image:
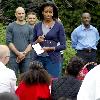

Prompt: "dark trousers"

[8,57,30,77]
[77,50,96,63]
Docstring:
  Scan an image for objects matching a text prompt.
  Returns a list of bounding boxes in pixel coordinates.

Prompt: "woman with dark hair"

[33,2,66,78]
[51,56,83,100]
[16,61,51,100]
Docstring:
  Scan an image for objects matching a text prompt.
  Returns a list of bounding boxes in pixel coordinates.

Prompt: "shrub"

[63,39,76,68]
[0,23,6,44]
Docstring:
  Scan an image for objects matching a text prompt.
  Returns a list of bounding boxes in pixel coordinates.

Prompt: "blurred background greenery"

[0,23,6,44]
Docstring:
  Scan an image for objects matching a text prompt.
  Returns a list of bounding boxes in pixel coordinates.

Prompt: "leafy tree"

[0,0,55,24]
[0,0,46,24]
[55,0,100,36]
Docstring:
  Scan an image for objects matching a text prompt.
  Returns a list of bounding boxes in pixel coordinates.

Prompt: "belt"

[78,48,96,53]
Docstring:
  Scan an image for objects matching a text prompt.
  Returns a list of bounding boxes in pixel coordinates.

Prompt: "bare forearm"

[8,43,20,56]
[23,44,32,55]
[48,47,55,51]
[43,47,55,52]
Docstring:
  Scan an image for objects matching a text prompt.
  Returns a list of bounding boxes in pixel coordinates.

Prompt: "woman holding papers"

[33,2,66,77]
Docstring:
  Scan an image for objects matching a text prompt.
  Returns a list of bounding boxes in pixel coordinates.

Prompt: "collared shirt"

[0,62,16,93]
[71,24,99,50]
[77,64,100,100]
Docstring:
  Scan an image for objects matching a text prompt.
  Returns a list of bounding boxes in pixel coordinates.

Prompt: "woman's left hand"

[43,47,55,52]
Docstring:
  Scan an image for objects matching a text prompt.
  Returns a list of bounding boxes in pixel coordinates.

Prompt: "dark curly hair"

[20,61,51,85]
[39,1,58,20]
[66,56,84,77]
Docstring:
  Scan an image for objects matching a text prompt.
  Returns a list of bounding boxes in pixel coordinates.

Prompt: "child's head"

[66,56,84,77]
[26,12,37,26]
[20,61,51,85]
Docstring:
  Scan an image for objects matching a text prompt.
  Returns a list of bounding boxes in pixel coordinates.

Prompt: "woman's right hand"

[36,35,45,43]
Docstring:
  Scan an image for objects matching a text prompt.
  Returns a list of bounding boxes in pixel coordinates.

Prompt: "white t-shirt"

[0,62,17,93]
[77,64,100,100]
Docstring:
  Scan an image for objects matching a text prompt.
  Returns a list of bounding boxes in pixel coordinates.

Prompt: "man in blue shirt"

[71,12,99,64]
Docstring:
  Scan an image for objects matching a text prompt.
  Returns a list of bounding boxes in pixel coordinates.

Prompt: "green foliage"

[55,0,100,36]
[0,0,46,23]
[63,39,76,67]
[1,0,28,23]
[0,23,6,44]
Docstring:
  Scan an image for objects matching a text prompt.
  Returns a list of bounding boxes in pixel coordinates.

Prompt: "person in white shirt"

[77,64,100,100]
[0,92,18,100]
[0,45,16,93]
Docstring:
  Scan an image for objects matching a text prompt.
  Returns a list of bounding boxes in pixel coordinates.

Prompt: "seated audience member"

[77,64,100,100]
[0,92,18,100]
[16,61,51,100]
[0,45,16,93]
[77,63,88,80]
[77,62,97,80]
[51,56,83,100]
[58,97,76,100]
[84,62,97,71]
